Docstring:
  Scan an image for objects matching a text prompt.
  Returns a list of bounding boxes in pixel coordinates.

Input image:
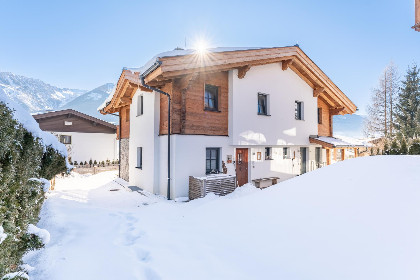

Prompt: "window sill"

[135,167,142,169]
[136,114,143,117]
[204,108,221,113]
[258,113,271,116]
[295,119,305,121]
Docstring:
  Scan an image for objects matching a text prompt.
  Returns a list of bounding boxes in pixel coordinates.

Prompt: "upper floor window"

[59,135,71,144]
[204,84,218,111]
[265,147,272,160]
[258,93,269,115]
[137,95,143,116]
[318,108,322,124]
[136,147,143,169]
[295,101,304,120]
[206,148,220,174]
[283,147,289,159]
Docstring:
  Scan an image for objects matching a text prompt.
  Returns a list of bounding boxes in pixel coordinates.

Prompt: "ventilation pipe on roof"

[139,72,172,200]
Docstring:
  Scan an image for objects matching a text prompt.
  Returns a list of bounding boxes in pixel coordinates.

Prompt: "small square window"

[295,101,304,120]
[206,148,220,174]
[204,84,218,111]
[318,108,322,124]
[283,147,289,159]
[137,147,142,169]
[258,93,268,115]
[265,147,272,160]
[137,95,143,116]
[59,135,71,144]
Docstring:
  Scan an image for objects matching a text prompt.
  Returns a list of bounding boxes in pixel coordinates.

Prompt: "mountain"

[0,72,86,113]
[59,83,117,124]
[333,114,366,138]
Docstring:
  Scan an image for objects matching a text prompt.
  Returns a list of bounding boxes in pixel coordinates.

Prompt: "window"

[295,101,304,120]
[204,84,218,111]
[59,135,71,144]
[206,148,220,174]
[136,147,142,169]
[137,95,143,116]
[315,147,321,167]
[318,108,322,124]
[126,108,130,122]
[283,147,289,159]
[258,93,269,115]
[265,147,272,160]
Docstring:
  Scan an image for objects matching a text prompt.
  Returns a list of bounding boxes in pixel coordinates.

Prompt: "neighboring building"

[414,0,420,31]
[99,46,361,199]
[33,109,118,164]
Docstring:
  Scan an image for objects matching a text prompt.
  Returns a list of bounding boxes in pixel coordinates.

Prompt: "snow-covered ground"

[24,156,420,280]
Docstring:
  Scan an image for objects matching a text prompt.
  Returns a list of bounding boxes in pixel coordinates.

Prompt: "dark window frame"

[318,107,322,124]
[295,101,304,120]
[206,147,220,174]
[204,84,219,111]
[258,93,269,116]
[265,147,272,160]
[137,95,144,117]
[283,147,289,159]
[59,135,72,144]
[136,147,142,169]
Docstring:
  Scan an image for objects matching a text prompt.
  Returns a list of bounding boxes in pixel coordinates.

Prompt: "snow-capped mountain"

[60,83,117,123]
[333,114,366,138]
[0,72,87,113]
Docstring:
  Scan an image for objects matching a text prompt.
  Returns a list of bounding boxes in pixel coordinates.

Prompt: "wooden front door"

[236,148,248,186]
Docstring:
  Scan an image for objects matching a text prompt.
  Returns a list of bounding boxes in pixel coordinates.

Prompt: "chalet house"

[99,46,361,199]
[414,0,420,31]
[34,109,118,164]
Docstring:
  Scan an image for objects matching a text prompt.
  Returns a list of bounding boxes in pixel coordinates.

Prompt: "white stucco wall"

[128,89,160,193]
[229,63,318,146]
[52,131,118,163]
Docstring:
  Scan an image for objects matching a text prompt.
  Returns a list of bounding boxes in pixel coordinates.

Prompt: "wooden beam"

[330,106,345,115]
[282,59,293,71]
[326,149,331,165]
[313,87,325,98]
[341,149,345,161]
[237,65,251,79]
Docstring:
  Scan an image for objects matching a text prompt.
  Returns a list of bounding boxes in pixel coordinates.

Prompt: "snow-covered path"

[24,172,164,279]
[25,156,420,280]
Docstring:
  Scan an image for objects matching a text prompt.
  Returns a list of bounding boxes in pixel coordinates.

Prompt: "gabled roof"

[100,46,357,115]
[309,135,370,148]
[33,109,117,130]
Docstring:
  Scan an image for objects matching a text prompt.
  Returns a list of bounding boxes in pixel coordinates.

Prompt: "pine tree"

[395,64,420,138]
[409,139,420,154]
[388,139,400,155]
[400,137,408,154]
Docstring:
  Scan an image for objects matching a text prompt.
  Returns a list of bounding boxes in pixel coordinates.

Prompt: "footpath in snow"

[25,156,420,280]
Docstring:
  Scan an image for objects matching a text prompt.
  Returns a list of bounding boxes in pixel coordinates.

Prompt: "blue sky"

[1,0,419,114]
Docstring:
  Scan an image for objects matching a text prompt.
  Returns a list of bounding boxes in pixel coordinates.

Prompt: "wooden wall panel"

[159,72,229,136]
[36,115,116,134]
[317,98,332,137]
[119,106,130,139]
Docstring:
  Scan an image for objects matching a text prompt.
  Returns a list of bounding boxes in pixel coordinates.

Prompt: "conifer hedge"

[0,102,67,277]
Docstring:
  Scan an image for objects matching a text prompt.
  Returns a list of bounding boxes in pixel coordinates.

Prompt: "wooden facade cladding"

[119,106,130,139]
[415,0,420,31]
[33,109,116,134]
[159,72,229,136]
[317,98,333,137]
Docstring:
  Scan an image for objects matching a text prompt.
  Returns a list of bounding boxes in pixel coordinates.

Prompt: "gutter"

[139,70,172,200]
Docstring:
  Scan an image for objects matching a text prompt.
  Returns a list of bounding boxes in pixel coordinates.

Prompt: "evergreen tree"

[395,64,420,138]
[409,139,420,154]
[89,159,93,167]
[400,137,408,154]
[388,139,400,155]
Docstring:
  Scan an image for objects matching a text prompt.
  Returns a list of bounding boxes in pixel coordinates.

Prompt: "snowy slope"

[0,72,86,113]
[59,83,117,123]
[333,114,366,138]
[23,156,420,280]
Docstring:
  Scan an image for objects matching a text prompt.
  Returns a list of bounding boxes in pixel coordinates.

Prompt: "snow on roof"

[311,136,371,148]
[0,94,68,156]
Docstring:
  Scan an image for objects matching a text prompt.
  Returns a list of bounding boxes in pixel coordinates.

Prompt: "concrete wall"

[229,63,318,146]
[52,131,118,163]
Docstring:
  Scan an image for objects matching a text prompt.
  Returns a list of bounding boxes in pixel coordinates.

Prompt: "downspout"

[139,63,171,200]
[103,111,121,178]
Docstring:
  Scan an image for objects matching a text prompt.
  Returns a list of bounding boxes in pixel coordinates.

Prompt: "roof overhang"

[309,135,368,149]
[143,46,357,114]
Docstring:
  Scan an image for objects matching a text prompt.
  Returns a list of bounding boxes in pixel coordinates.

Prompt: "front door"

[300,147,307,174]
[235,148,248,186]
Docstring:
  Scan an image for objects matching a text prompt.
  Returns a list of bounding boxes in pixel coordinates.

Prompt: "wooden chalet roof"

[33,109,117,133]
[101,46,357,115]
[309,136,368,148]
